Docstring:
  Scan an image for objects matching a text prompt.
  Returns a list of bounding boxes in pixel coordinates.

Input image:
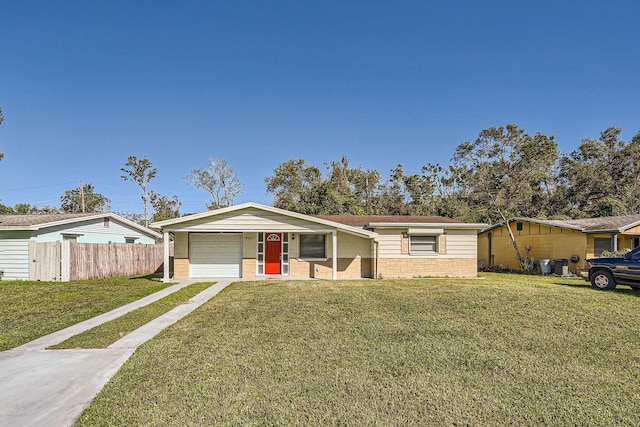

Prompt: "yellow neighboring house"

[478,215,640,273]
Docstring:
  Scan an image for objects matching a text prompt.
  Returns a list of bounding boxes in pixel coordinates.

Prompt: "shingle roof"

[540,214,640,232]
[0,213,161,238]
[313,215,463,228]
[0,213,96,227]
[483,214,640,233]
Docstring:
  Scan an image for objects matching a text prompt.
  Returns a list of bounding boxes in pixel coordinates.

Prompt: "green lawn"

[0,276,171,351]
[76,274,640,426]
[51,281,216,349]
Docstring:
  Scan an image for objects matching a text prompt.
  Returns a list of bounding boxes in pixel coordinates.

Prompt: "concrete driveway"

[0,279,235,427]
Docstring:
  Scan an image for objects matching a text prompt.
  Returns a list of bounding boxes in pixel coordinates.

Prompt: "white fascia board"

[0,218,98,231]
[617,220,640,233]
[152,202,378,239]
[162,224,377,239]
[0,226,37,231]
[585,229,626,234]
[331,226,378,239]
[107,214,162,239]
[150,202,258,228]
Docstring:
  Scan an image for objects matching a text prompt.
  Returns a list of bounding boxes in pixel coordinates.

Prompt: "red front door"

[265,233,282,274]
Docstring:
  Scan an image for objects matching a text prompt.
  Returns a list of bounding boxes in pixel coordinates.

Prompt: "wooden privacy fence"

[29,241,173,281]
[29,241,62,281]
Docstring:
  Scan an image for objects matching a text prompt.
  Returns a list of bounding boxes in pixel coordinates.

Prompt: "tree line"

[1,121,639,225]
[265,125,640,224]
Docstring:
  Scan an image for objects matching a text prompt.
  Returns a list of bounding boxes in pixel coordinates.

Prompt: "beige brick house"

[151,203,486,281]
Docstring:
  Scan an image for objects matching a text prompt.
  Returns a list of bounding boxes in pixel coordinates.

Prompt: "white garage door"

[190,233,242,278]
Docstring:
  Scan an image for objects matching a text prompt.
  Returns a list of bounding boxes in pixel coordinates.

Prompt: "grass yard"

[51,281,216,349]
[76,274,640,426]
[0,275,171,351]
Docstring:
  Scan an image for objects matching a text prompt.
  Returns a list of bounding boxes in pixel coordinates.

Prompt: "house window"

[410,235,437,255]
[257,232,264,275]
[282,232,289,275]
[104,217,110,227]
[63,234,78,242]
[594,238,611,256]
[299,234,326,259]
[125,238,137,244]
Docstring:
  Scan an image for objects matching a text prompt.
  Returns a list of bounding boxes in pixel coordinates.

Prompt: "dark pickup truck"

[581,246,640,290]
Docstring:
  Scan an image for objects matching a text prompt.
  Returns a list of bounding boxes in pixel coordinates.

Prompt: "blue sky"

[1,1,638,215]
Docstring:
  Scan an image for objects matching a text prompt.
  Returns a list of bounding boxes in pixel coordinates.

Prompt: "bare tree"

[186,156,243,209]
[121,156,157,227]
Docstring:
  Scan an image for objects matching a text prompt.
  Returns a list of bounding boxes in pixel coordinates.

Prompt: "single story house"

[151,202,487,281]
[478,215,640,273]
[0,213,161,280]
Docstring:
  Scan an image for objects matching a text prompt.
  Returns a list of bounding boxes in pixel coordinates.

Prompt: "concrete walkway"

[0,279,235,427]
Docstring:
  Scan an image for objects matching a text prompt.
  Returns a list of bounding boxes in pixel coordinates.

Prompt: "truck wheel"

[590,270,616,290]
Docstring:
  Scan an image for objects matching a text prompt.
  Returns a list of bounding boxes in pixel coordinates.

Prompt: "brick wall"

[376,258,477,278]
[242,258,256,279]
[174,258,190,279]
[175,254,471,280]
[289,257,373,279]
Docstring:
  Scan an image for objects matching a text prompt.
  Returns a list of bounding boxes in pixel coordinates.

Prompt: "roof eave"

[584,229,625,234]
[619,219,640,233]
[0,213,161,239]
[151,202,378,239]
[0,226,37,231]
[479,217,585,234]
[367,222,488,230]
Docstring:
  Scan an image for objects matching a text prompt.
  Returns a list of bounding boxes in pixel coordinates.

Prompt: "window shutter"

[438,235,447,254]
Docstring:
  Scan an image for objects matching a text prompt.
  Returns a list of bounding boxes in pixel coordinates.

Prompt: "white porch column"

[612,234,618,252]
[163,231,171,282]
[332,230,337,280]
